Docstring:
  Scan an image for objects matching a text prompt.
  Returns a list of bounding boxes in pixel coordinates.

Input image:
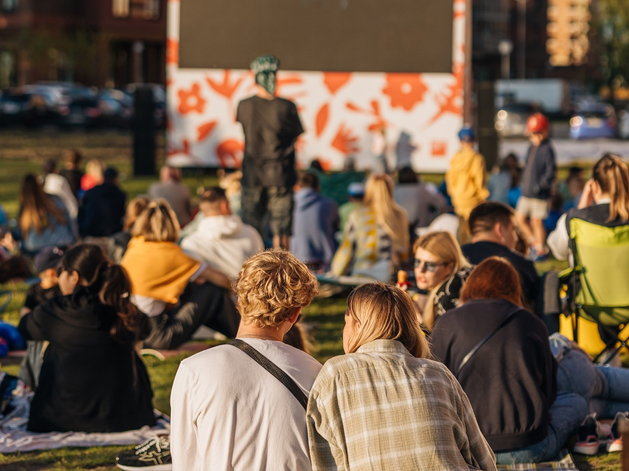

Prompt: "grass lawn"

[0,131,621,470]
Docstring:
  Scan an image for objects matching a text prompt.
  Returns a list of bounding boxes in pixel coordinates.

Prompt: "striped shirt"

[306,340,497,471]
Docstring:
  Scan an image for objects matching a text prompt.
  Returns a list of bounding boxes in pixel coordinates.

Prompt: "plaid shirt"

[307,340,497,471]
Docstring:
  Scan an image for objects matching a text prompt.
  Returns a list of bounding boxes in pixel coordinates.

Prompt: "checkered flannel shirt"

[307,340,497,471]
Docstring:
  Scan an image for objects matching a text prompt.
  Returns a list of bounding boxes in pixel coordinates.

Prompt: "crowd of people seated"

[3,138,629,471]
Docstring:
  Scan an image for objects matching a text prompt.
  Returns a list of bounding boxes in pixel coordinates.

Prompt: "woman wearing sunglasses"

[307,282,497,471]
[404,231,472,330]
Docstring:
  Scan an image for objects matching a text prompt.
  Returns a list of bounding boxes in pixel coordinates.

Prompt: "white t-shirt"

[170,339,322,471]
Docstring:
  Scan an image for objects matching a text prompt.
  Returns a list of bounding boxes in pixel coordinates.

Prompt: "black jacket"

[521,140,556,200]
[462,241,540,314]
[18,287,155,433]
[431,299,557,452]
[78,182,126,237]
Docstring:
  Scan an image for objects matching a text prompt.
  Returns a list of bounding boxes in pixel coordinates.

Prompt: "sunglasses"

[414,258,449,272]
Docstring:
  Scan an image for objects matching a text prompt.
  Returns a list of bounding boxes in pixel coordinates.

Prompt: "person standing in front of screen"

[237,55,304,250]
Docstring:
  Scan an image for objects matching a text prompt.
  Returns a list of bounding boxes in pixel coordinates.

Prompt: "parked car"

[569,104,617,139]
[495,103,535,138]
[0,89,64,127]
[63,97,102,128]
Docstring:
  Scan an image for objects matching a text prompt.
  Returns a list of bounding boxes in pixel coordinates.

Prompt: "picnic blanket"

[496,450,578,471]
[0,382,169,453]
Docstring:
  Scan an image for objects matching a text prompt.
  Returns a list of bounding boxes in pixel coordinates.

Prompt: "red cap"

[526,113,550,134]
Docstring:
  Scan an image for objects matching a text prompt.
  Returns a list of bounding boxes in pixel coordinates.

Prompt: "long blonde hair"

[593,154,629,222]
[344,282,429,358]
[364,174,410,259]
[413,231,471,330]
[85,159,105,184]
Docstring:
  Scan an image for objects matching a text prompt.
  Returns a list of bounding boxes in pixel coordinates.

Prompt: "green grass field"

[0,130,620,470]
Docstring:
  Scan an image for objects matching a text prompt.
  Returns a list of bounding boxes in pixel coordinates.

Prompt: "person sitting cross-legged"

[121,199,239,350]
[307,282,497,471]
[170,250,322,470]
[431,257,588,464]
[180,187,264,282]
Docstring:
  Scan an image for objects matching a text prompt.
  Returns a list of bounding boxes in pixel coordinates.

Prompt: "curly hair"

[235,250,318,328]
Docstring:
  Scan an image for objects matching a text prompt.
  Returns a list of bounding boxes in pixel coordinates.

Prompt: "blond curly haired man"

[170,250,322,471]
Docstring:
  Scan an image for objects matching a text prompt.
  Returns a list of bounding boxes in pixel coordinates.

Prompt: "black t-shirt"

[24,284,62,311]
[237,95,303,188]
[462,241,540,314]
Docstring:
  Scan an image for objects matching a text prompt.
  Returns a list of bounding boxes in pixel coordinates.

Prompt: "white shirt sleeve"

[171,362,200,471]
[547,213,570,261]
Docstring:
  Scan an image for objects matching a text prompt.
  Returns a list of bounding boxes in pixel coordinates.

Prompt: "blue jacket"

[291,189,339,268]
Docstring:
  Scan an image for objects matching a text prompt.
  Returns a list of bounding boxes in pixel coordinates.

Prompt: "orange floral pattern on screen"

[331,124,360,155]
[216,139,244,168]
[315,103,330,137]
[206,71,245,100]
[178,83,206,114]
[323,72,352,95]
[197,120,217,141]
[382,74,428,111]
[428,63,464,125]
[346,100,389,131]
[166,39,179,65]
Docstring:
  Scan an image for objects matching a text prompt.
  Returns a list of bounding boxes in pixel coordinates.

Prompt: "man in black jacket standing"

[237,55,304,250]
[515,113,556,260]
[78,167,126,238]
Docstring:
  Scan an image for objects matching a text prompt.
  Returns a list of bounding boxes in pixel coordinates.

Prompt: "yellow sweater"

[121,236,201,304]
[445,147,489,220]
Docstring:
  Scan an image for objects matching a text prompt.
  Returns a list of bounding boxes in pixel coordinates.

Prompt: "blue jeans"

[494,392,588,464]
[557,349,629,418]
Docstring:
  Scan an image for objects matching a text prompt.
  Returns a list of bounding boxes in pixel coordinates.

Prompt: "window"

[113,0,159,20]
[2,0,18,12]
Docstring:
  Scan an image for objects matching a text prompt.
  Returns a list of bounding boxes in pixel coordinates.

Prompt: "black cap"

[34,246,64,274]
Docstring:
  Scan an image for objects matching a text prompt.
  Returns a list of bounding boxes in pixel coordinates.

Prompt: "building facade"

[0,0,166,88]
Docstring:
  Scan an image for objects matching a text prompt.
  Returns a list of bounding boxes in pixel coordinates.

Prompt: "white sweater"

[170,339,322,471]
[181,215,264,281]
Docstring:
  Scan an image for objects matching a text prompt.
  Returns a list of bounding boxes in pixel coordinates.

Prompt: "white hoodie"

[181,215,264,281]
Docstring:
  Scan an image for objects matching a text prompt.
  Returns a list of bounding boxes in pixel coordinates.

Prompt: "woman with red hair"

[431,257,587,464]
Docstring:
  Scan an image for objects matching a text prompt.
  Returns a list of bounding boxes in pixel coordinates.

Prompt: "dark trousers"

[143,281,240,350]
[241,185,294,237]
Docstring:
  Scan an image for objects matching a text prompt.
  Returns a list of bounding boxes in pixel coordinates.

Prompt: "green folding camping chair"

[560,218,629,364]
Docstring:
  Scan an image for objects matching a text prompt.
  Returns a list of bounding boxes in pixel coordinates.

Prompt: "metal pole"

[517,0,526,79]
[464,0,473,124]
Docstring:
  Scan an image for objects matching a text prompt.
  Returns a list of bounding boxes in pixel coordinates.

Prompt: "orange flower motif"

[382,74,428,111]
[178,83,206,115]
[166,39,179,65]
[331,124,360,156]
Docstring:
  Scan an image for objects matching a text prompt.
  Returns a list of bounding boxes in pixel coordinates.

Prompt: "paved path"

[500,138,629,165]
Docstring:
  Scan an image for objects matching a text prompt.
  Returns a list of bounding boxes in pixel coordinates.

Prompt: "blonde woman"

[548,153,629,261]
[121,199,237,349]
[106,195,151,263]
[81,159,104,192]
[307,282,496,471]
[407,231,472,330]
[330,174,409,281]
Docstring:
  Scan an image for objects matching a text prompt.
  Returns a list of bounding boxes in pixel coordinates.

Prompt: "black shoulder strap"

[228,339,309,410]
[455,307,521,378]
